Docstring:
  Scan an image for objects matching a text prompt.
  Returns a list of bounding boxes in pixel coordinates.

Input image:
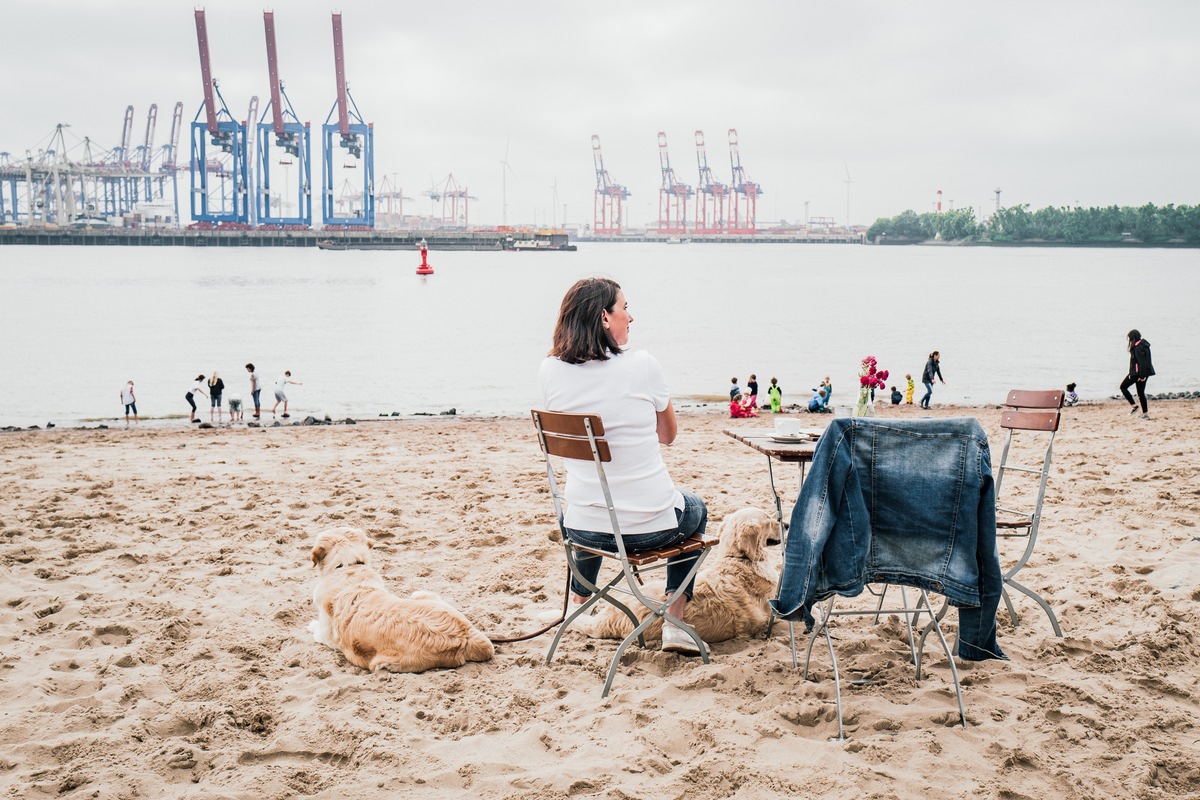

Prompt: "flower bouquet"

[856,356,888,417]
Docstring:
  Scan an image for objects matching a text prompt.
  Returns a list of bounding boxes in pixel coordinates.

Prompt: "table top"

[723,427,823,462]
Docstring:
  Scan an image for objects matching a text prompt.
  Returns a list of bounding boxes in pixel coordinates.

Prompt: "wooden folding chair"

[995,389,1065,636]
[531,410,719,697]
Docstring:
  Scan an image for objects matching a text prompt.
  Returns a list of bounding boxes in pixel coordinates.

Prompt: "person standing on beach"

[768,377,782,413]
[919,351,944,409]
[746,374,759,410]
[186,374,207,424]
[539,277,708,655]
[208,372,225,423]
[272,370,302,418]
[1120,330,1155,418]
[120,380,138,426]
[729,377,741,401]
[905,373,915,405]
[246,363,261,419]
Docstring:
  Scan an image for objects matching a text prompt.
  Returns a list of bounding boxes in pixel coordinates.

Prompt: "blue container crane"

[321,13,374,228]
[256,11,312,228]
[189,9,250,226]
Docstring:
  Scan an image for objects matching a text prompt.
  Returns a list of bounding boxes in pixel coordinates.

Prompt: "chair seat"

[996,517,1032,529]
[573,533,719,566]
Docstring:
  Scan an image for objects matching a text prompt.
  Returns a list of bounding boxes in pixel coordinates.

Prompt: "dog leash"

[487,568,572,644]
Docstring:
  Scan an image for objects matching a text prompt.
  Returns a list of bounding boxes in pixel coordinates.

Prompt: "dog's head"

[310,526,375,573]
[718,507,778,562]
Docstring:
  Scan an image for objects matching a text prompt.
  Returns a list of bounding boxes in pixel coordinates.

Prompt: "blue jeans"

[920,381,933,408]
[252,388,261,412]
[564,490,707,601]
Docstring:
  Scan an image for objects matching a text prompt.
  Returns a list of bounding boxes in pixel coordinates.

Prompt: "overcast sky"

[3,0,1198,228]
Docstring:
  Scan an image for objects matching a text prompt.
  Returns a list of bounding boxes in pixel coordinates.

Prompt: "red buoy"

[416,240,434,275]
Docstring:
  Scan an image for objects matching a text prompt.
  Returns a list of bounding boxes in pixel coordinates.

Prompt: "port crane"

[256,11,312,228]
[101,106,136,218]
[189,9,250,226]
[160,101,184,224]
[694,130,728,234]
[657,131,692,235]
[321,13,374,228]
[134,104,157,203]
[422,174,476,228]
[727,128,761,234]
[592,134,630,235]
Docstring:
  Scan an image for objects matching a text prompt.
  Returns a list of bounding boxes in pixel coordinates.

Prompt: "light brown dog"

[573,507,780,644]
[308,526,494,672]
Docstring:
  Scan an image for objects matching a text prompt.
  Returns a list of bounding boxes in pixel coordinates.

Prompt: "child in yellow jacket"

[904,374,915,405]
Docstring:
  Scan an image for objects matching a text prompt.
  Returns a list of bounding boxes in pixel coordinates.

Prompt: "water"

[1,243,1197,426]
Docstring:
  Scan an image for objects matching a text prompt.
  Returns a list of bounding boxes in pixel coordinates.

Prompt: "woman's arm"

[656,400,678,445]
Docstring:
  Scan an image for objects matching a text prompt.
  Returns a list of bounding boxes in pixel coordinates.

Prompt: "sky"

[2,0,1199,229]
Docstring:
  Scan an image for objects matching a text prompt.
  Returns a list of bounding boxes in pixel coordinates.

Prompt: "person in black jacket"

[919,351,944,409]
[1120,329,1155,418]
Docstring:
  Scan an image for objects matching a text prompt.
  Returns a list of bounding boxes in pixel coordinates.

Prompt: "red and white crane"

[694,130,728,234]
[727,128,761,234]
[657,131,692,235]
[592,134,630,235]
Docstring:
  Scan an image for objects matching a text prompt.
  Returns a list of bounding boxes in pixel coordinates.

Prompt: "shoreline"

[4,394,1198,434]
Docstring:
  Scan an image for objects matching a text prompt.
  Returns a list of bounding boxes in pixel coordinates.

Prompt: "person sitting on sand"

[1064,382,1079,407]
[890,385,903,405]
[807,388,826,413]
[730,392,754,419]
[539,277,708,655]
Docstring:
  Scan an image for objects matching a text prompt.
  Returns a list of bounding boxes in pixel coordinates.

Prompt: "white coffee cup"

[775,418,801,436]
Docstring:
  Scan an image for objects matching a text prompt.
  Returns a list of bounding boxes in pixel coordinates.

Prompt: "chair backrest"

[531,410,612,463]
[995,389,1062,542]
[531,410,622,544]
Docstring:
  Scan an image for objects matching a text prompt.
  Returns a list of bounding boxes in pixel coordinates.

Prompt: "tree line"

[866,203,1200,245]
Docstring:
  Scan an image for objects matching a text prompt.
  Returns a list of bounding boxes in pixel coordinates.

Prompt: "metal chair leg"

[1005,577,1063,637]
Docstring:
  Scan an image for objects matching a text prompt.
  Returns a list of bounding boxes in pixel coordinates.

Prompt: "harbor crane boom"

[657,131,692,235]
[694,130,728,234]
[727,128,761,234]
[257,11,311,227]
[321,12,374,227]
[592,134,630,235]
[189,8,250,225]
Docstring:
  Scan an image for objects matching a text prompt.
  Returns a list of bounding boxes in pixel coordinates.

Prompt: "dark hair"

[1066,382,1076,392]
[1127,329,1141,342]
[549,278,622,364]
[929,350,940,359]
[731,377,738,383]
[195,374,206,381]
[245,363,255,371]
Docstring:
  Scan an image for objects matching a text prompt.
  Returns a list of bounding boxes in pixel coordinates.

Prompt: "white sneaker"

[661,623,702,656]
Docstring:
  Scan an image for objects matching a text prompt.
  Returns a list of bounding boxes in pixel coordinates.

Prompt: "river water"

[1,243,1197,426]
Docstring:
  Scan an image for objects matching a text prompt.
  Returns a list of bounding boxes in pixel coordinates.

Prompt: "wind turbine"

[843,160,856,229]
[550,174,559,228]
[500,137,518,226]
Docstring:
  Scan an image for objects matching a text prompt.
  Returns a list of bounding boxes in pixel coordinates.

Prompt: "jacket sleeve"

[770,420,853,628]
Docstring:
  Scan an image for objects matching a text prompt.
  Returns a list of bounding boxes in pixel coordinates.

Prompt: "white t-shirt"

[120,385,135,405]
[191,380,203,395]
[277,375,289,392]
[539,349,682,534]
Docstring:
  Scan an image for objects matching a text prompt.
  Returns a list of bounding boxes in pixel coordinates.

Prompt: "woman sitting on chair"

[539,277,708,655]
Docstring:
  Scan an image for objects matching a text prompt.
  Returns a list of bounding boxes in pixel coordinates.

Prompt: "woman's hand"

[656,401,678,445]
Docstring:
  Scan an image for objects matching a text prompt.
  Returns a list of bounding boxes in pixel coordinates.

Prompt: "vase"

[855,388,874,417]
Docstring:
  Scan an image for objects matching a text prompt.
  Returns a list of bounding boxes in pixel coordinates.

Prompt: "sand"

[1,401,1198,799]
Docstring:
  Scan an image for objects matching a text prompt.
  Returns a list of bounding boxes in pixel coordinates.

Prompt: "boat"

[503,230,577,252]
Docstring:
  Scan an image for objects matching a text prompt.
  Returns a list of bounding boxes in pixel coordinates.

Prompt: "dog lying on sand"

[308,526,494,672]
[572,507,780,644]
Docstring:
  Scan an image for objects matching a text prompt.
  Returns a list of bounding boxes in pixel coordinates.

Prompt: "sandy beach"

[1,400,1197,799]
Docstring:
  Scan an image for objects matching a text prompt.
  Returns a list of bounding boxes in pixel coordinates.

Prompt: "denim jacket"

[770,417,1006,661]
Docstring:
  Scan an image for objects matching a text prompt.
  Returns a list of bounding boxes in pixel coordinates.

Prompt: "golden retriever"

[573,507,780,644]
[308,526,494,672]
